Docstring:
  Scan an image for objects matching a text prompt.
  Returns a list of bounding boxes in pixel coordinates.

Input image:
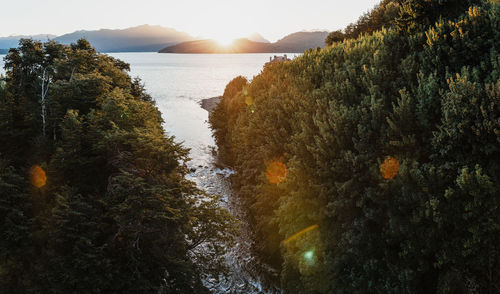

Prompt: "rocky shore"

[197,95,280,293]
[200,96,221,113]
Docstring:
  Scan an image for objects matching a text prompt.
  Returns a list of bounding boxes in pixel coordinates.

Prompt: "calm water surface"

[115,53,289,293]
[109,53,280,166]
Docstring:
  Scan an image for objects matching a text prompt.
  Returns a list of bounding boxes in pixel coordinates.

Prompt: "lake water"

[109,53,279,167]
[1,52,291,293]
[109,53,287,293]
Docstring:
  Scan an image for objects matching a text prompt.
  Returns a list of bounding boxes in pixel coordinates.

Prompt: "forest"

[210,0,500,293]
[0,39,235,293]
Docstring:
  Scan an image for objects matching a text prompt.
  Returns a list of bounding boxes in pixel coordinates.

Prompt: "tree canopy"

[0,38,235,293]
[212,0,500,293]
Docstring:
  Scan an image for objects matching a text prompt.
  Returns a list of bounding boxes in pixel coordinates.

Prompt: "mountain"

[159,31,330,54]
[0,34,56,51]
[273,31,329,52]
[159,38,274,53]
[54,25,194,52]
[247,33,270,43]
[1,29,329,54]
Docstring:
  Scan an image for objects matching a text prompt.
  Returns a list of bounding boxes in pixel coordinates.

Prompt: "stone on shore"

[200,96,221,113]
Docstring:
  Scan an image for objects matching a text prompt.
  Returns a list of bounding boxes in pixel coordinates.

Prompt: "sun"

[208,30,239,47]
[214,36,236,47]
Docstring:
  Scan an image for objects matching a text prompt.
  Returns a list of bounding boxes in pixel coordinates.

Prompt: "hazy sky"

[0,0,380,42]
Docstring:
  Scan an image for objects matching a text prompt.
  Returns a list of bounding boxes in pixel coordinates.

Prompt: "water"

[109,53,286,293]
[109,53,276,167]
[1,53,274,157]
[1,52,292,293]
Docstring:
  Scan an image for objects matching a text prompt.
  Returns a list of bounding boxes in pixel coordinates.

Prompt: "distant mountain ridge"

[0,25,194,53]
[0,34,56,52]
[273,31,329,52]
[247,33,270,43]
[0,27,329,54]
[159,31,329,53]
[159,39,275,54]
[53,25,194,52]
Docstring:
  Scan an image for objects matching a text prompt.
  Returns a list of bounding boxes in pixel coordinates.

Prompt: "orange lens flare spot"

[265,161,287,184]
[380,157,399,179]
[29,165,47,188]
[284,224,319,244]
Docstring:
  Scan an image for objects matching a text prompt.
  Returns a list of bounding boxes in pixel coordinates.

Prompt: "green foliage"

[210,76,248,164]
[325,0,400,45]
[324,30,345,46]
[0,161,32,293]
[0,39,234,293]
[211,1,500,293]
[397,0,483,32]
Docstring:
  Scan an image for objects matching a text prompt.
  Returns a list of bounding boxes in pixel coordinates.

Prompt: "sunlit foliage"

[325,0,400,45]
[211,0,499,293]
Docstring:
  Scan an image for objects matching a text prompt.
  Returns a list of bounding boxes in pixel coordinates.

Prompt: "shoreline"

[200,96,221,113]
[198,94,279,293]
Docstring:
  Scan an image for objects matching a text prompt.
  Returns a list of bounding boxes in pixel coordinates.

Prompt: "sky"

[0,0,381,42]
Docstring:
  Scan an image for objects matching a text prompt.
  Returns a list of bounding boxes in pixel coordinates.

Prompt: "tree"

[211,1,500,292]
[0,38,235,293]
[325,30,345,46]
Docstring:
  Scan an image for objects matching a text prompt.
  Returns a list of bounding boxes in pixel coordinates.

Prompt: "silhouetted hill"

[0,34,56,51]
[273,31,329,52]
[159,31,330,53]
[1,29,329,54]
[159,38,275,53]
[54,25,194,52]
[247,33,270,43]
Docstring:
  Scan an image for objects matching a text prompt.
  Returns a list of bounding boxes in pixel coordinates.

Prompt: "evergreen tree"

[211,1,500,292]
[0,39,235,293]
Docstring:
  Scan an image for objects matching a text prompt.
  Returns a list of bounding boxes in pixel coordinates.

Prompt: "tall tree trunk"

[70,67,75,82]
[41,68,50,137]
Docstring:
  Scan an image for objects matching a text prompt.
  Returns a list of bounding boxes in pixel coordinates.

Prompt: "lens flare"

[245,96,253,106]
[303,250,314,260]
[265,161,287,184]
[303,249,315,265]
[283,224,319,244]
[29,165,47,188]
[380,157,399,179]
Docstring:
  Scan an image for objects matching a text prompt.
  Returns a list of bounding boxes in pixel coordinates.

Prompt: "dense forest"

[210,0,499,293]
[0,39,235,293]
